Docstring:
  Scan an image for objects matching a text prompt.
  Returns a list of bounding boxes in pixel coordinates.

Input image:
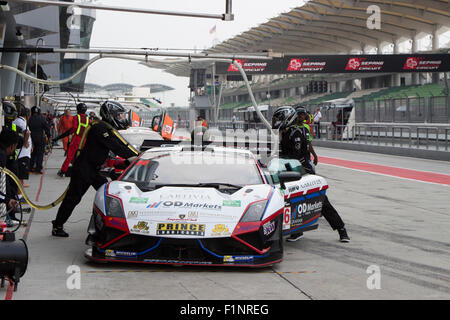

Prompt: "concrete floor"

[3,145,449,300]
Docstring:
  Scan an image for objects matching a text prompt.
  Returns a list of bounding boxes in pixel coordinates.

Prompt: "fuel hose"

[0,121,138,211]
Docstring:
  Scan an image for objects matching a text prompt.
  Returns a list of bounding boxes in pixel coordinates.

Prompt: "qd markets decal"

[157,223,205,236]
[345,57,384,71]
[147,201,222,211]
[287,58,326,72]
[291,201,323,227]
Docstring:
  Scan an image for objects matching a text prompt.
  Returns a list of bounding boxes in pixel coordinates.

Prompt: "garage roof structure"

[142,0,449,78]
[207,0,450,55]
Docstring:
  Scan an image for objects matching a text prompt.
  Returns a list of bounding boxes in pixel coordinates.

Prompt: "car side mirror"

[278,171,301,190]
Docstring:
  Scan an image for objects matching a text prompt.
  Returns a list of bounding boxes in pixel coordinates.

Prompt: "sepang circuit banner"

[216,54,450,74]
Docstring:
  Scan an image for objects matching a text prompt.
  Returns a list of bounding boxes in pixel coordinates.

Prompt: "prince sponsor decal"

[157,223,205,236]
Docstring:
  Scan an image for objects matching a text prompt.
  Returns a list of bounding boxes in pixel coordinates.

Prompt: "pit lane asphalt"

[4,146,449,300]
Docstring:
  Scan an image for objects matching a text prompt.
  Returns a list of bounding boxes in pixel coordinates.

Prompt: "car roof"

[120,127,154,133]
[140,145,255,159]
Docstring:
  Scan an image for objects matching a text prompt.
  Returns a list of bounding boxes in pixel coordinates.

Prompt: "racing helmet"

[2,101,18,122]
[76,103,87,114]
[295,106,307,115]
[100,101,129,130]
[31,106,41,115]
[271,106,297,130]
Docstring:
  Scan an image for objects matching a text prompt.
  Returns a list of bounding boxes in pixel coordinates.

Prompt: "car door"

[266,158,326,237]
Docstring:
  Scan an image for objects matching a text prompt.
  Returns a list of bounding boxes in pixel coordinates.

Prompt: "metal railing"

[316,123,450,151]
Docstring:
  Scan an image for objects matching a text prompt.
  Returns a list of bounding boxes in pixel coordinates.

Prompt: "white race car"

[85,145,328,267]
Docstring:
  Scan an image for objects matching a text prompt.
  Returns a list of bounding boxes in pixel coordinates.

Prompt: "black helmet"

[31,106,41,115]
[76,103,87,114]
[295,106,307,115]
[272,106,297,130]
[100,101,129,130]
[2,101,18,121]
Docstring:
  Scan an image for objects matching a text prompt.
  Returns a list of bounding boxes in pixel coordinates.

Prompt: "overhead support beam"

[320,16,415,38]
[280,13,306,25]
[6,0,234,20]
[291,8,321,19]
[260,23,284,34]
[275,34,352,51]
[337,0,450,26]
[271,17,301,29]
[259,38,347,53]
[313,20,396,42]
[249,28,274,38]
[240,33,264,42]
[281,31,362,48]
[283,27,374,47]
[308,1,338,14]
[229,37,253,45]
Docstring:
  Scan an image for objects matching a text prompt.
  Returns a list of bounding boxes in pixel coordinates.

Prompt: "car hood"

[98,182,279,238]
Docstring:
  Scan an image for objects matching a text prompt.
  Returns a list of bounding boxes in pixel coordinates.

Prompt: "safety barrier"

[317,123,450,151]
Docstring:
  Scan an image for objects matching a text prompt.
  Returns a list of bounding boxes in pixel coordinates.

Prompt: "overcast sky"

[84,0,305,107]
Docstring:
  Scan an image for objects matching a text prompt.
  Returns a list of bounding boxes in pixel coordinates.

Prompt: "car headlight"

[105,196,125,218]
[240,200,268,222]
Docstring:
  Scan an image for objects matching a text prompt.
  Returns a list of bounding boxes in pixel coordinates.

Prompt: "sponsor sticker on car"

[127,211,138,218]
[222,200,241,207]
[263,220,275,236]
[283,206,291,230]
[129,197,148,204]
[156,223,205,236]
[131,221,150,234]
[211,224,231,236]
[223,255,254,263]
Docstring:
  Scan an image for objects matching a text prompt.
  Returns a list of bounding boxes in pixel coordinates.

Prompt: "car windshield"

[121,150,263,190]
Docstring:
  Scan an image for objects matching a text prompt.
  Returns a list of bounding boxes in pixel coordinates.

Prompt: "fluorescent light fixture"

[0,1,10,11]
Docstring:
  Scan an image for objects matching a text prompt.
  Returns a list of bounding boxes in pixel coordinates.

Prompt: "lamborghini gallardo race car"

[85,145,328,267]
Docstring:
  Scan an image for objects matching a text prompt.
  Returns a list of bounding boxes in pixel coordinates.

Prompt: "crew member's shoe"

[286,232,304,242]
[57,170,65,177]
[52,222,69,237]
[338,228,350,242]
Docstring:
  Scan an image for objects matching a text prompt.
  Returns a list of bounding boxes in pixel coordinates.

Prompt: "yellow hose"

[0,166,68,210]
[0,120,138,211]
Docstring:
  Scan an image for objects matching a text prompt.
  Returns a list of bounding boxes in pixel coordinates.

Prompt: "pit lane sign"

[216,54,450,74]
